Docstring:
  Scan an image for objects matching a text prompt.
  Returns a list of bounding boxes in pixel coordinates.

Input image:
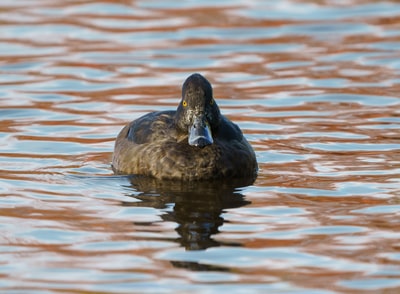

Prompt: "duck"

[112,73,257,181]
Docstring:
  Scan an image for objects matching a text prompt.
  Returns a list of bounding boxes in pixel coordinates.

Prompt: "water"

[1,0,399,293]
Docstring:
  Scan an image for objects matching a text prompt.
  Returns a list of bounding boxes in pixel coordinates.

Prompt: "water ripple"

[1,0,400,293]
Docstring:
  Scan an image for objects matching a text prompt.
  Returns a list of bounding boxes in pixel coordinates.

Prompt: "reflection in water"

[123,176,252,251]
[1,0,400,292]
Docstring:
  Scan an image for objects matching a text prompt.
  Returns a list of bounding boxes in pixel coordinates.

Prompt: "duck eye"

[210,99,214,105]
[182,100,187,107]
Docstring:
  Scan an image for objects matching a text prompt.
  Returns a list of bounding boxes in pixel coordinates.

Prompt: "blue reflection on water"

[305,142,400,152]
[236,1,400,20]
[1,0,400,293]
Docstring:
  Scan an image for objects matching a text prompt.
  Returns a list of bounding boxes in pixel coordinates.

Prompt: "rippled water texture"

[1,0,400,293]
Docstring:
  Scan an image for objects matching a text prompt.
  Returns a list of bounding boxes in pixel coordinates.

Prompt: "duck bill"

[188,116,213,148]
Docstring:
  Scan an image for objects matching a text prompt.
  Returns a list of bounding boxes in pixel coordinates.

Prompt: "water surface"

[1,0,399,293]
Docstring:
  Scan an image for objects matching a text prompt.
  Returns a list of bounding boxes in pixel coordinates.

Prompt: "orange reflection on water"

[0,0,400,293]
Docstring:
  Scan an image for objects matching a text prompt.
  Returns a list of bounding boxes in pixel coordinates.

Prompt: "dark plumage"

[112,73,257,180]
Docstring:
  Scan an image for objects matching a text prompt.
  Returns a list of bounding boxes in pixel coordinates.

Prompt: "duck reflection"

[122,176,253,251]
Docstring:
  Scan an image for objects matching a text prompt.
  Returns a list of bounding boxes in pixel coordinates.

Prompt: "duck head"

[175,73,221,148]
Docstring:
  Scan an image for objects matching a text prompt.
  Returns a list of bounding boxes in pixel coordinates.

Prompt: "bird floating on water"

[112,73,257,181]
